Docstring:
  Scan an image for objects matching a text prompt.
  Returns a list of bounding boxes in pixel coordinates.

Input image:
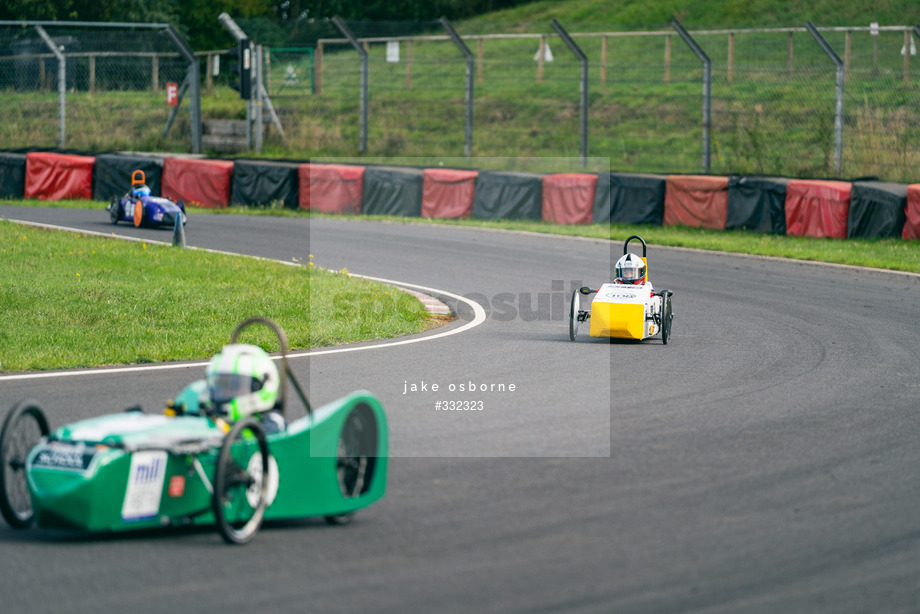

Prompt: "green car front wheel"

[0,400,50,528]
[212,418,269,545]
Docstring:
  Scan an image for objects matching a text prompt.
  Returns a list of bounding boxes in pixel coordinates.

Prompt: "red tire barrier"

[785,179,851,239]
[299,163,365,213]
[24,152,95,201]
[542,173,597,225]
[664,174,729,229]
[162,157,233,209]
[905,185,920,240]
[422,168,478,219]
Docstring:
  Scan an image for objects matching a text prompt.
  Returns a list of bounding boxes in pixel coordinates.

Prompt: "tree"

[0,0,76,21]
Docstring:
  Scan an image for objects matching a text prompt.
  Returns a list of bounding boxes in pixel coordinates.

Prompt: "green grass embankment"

[0,220,429,372]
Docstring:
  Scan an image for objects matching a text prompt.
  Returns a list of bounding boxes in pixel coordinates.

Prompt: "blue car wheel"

[109,198,120,225]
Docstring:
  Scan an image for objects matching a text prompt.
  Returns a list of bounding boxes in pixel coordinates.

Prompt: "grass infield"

[0,220,429,372]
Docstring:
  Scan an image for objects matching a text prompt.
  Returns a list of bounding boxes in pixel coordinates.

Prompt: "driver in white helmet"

[205,344,285,433]
[614,252,650,287]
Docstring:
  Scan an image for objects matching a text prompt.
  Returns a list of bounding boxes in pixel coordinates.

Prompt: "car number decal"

[121,451,167,522]
[605,292,637,299]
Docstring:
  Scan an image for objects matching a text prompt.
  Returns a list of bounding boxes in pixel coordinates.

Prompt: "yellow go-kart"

[569,235,673,344]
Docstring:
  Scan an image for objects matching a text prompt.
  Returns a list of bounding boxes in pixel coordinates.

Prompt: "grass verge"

[5,197,919,273]
[0,221,429,372]
[209,205,919,274]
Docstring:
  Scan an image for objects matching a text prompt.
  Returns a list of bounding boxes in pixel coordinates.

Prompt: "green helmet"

[206,344,280,421]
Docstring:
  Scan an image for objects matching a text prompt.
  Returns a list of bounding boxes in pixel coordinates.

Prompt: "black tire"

[108,197,120,225]
[324,513,355,526]
[661,292,673,345]
[324,407,376,526]
[212,418,269,545]
[569,289,581,342]
[0,400,50,528]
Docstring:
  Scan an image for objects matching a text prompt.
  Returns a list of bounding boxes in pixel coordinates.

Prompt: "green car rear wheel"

[325,406,377,526]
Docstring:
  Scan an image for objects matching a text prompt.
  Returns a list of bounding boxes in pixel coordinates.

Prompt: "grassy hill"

[459,0,920,31]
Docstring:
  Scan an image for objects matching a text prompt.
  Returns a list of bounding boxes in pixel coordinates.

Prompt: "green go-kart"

[0,317,388,545]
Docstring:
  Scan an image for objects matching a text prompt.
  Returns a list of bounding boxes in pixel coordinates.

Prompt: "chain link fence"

[697,25,920,182]
[2,18,920,183]
[0,21,197,153]
[248,19,920,181]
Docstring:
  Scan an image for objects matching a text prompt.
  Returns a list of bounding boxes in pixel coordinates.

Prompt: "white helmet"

[615,252,647,284]
[206,344,280,421]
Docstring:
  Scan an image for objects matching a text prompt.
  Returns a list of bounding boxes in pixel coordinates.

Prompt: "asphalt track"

[1,205,919,613]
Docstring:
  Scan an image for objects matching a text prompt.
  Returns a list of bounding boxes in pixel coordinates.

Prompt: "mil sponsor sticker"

[121,451,167,522]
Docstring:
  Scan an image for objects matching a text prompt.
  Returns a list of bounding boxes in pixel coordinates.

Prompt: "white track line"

[0,220,486,382]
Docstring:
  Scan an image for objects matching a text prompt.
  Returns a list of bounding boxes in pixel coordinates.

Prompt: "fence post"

[913,26,920,80]
[873,27,879,71]
[787,31,794,77]
[601,35,607,86]
[255,44,263,154]
[406,40,413,90]
[663,34,671,84]
[89,54,95,94]
[333,16,368,154]
[537,35,546,84]
[904,29,911,83]
[152,54,158,91]
[264,49,270,95]
[245,40,253,150]
[164,24,202,153]
[805,21,844,176]
[845,31,851,81]
[728,32,734,84]
[477,38,484,85]
[35,25,66,149]
[551,20,588,167]
[672,20,711,173]
[206,53,213,95]
[316,42,323,93]
[441,17,474,158]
